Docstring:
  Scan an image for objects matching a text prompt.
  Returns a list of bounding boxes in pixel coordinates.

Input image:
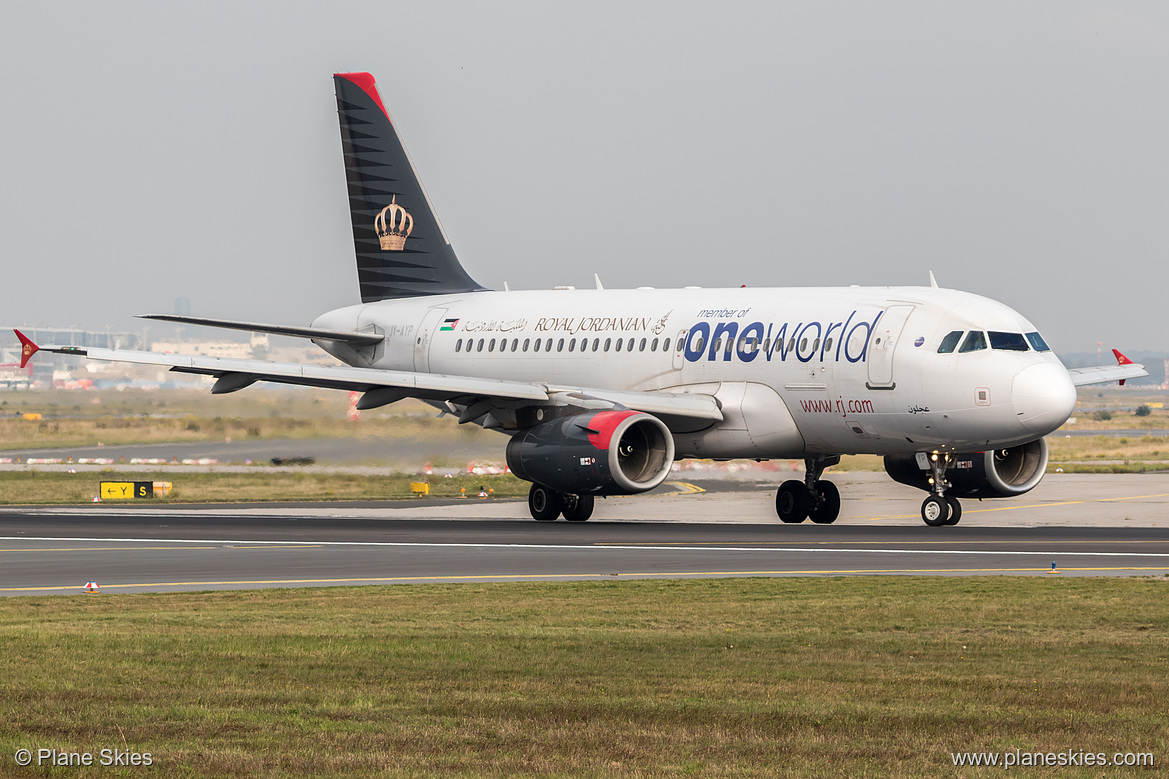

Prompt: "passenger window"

[614,338,622,351]
[455,339,462,353]
[545,338,553,352]
[557,338,565,352]
[523,338,530,352]
[512,338,519,351]
[937,330,963,354]
[477,339,484,352]
[569,338,576,352]
[713,338,723,354]
[989,331,1029,351]
[1026,332,1051,352]
[592,338,600,352]
[824,337,833,354]
[724,339,732,355]
[799,338,807,352]
[651,337,659,351]
[489,338,496,352]
[812,337,820,353]
[663,338,671,352]
[763,337,771,352]
[640,338,647,351]
[532,339,539,352]
[604,338,611,352]
[788,337,796,352]
[958,331,987,353]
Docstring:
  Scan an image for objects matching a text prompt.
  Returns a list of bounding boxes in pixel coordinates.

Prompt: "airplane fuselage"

[313,285,1077,459]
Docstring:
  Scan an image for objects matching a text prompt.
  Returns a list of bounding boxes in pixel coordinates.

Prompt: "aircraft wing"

[16,332,722,424]
[1067,349,1148,387]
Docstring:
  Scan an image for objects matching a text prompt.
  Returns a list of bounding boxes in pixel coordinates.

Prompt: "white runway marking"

[2,536,1169,558]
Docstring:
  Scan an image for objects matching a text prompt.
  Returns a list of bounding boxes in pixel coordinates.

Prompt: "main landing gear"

[920,452,962,527]
[775,455,842,524]
[528,484,595,522]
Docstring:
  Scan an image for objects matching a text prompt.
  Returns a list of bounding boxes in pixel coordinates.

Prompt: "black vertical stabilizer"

[334,72,486,302]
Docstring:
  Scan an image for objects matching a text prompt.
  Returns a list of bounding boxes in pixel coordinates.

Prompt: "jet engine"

[506,410,675,496]
[884,438,1049,499]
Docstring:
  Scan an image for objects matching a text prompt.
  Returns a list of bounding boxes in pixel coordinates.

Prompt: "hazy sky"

[3,1,1167,354]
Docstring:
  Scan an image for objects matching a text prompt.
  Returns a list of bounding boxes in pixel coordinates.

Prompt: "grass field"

[0,390,492,452]
[0,577,1164,777]
[0,470,529,504]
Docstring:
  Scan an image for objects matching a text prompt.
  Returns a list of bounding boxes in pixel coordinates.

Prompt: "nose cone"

[1012,362,1077,435]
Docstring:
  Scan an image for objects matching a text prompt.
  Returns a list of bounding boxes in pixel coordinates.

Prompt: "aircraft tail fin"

[333,72,486,302]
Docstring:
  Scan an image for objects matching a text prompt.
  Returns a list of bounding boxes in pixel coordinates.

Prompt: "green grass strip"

[1,577,1166,776]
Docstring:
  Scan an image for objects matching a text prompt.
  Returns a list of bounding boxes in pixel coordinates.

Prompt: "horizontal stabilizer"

[137,314,383,346]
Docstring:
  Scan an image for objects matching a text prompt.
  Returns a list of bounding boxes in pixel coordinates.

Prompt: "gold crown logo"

[375,196,413,251]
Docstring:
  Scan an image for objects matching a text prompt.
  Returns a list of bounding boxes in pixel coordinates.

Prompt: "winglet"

[1112,348,1134,385]
[929,270,939,288]
[15,330,38,369]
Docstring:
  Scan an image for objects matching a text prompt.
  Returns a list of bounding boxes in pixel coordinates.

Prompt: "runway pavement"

[2,473,1169,595]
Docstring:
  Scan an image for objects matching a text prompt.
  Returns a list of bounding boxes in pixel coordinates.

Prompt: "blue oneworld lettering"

[682,309,883,364]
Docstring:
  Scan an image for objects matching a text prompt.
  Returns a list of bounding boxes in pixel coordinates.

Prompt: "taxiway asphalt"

[2,473,1169,595]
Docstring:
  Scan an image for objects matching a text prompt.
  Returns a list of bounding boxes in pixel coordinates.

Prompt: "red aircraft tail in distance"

[14,330,38,369]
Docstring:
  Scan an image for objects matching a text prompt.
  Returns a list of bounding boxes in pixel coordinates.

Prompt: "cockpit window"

[1026,332,1051,352]
[937,330,963,354]
[958,331,987,353]
[989,331,1029,351]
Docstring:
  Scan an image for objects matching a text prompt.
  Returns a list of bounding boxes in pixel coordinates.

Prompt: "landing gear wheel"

[562,494,594,522]
[776,480,811,524]
[529,484,563,521]
[944,496,962,525]
[809,481,841,524]
[921,495,950,527]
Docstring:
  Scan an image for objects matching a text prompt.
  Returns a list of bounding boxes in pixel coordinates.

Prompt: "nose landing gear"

[920,452,962,526]
[775,455,842,524]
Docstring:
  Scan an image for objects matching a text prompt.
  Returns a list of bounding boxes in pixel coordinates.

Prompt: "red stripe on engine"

[585,410,639,450]
[334,72,390,120]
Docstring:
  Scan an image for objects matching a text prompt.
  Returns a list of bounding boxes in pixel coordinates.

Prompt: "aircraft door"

[866,305,914,389]
[672,329,687,370]
[413,307,447,372]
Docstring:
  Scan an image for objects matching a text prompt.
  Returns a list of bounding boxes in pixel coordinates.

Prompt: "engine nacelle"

[884,438,1049,499]
[506,410,675,496]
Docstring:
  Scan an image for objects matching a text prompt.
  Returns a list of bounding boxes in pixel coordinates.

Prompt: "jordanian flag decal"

[439,318,459,331]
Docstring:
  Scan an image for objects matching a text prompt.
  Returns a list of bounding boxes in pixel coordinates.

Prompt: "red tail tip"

[1112,348,1133,366]
[14,329,38,369]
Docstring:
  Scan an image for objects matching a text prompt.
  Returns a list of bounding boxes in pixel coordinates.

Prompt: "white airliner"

[17,72,1147,526]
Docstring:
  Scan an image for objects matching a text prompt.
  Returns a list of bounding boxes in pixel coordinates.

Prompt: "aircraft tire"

[808,481,841,524]
[944,496,962,525]
[562,494,595,522]
[529,484,563,521]
[921,495,950,527]
[776,480,811,523]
